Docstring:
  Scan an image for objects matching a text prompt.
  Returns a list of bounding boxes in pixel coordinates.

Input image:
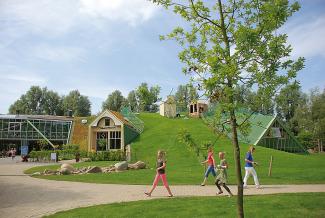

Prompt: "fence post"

[268,155,273,177]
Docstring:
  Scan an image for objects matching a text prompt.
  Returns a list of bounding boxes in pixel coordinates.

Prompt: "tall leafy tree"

[62,90,91,116]
[42,90,63,115]
[127,90,138,112]
[151,0,304,216]
[9,86,63,115]
[102,90,126,112]
[175,84,198,105]
[136,83,161,112]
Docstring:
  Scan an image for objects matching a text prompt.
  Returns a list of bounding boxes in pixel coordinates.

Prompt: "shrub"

[62,144,80,151]
[88,150,125,161]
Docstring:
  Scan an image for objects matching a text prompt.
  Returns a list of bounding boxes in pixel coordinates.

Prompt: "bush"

[29,150,53,162]
[88,150,125,161]
[62,144,80,151]
[297,131,314,149]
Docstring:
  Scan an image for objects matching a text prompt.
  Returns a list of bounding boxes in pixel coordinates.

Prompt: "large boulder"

[114,161,128,171]
[128,161,146,170]
[60,163,74,175]
[86,166,102,173]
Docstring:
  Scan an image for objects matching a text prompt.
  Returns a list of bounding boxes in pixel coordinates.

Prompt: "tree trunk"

[230,109,244,218]
[217,0,244,216]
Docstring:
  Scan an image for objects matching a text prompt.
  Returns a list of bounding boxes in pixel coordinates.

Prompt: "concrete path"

[1,157,325,218]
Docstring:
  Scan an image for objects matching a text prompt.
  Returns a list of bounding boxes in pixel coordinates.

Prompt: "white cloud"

[0,0,159,38]
[285,15,325,58]
[79,0,159,26]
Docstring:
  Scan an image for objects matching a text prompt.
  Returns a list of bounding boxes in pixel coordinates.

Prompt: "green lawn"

[26,113,325,185]
[44,193,325,218]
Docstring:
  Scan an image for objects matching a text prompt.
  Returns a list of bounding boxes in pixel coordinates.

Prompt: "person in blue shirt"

[243,145,260,189]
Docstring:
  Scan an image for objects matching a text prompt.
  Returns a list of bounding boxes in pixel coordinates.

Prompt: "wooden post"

[320,140,324,152]
[268,155,273,177]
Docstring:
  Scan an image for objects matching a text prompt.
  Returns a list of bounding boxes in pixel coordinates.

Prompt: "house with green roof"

[203,106,307,154]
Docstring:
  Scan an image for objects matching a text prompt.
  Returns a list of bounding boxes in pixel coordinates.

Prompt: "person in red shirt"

[200,147,216,186]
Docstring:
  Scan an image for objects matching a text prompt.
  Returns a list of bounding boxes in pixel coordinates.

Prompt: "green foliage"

[9,86,63,115]
[96,139,107,151]
[102,90,127,112]
[29,150,53,161]
[136,83,161,112]
[292,88,325,140]
[37,139,49,151]
[174,84,198,111]
[62,90,91,116]
[127,90,138,112]
[297,131,314,149]
[62,144,80,151]
[87,151,125,161]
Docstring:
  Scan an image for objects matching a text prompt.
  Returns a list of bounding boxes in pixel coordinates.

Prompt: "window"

[110,131,121,149]
[9,122,21,131]
[96,132,108,151]
[104,118,111,127]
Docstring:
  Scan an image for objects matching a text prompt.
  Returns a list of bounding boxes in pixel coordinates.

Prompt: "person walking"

[200,147,216,186]
[12,148,16,160]
[243,145,260,189]
[215,152,233,197]
[145,150,173,197]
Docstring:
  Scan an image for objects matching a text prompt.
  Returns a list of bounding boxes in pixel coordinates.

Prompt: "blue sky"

[0,0,324,114]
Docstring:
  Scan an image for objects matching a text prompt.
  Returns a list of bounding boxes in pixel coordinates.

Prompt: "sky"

[0,0,324,114]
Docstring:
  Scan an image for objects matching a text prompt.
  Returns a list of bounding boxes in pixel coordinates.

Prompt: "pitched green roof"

[235,113,275,145]
[202,105,275,145]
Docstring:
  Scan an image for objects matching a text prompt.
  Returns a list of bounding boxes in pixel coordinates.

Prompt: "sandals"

[144,192,151,197]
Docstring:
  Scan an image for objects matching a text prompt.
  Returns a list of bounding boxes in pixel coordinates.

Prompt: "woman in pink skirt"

[145,150,173,197]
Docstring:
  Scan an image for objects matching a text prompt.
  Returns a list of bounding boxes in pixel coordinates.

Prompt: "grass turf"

[44,193,325,218]
[25,113,325,185]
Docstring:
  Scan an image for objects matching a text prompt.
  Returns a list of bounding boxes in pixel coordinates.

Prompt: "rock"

[60,163,74,172]
[59,168,71,175]
[114,161,128,171]
[86,166,102,173]
[32,172,41,176]
[128,161,146,170]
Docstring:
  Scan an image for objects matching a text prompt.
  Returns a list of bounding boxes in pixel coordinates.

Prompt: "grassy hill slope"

[26,113,325,185]
[131,113,325,185]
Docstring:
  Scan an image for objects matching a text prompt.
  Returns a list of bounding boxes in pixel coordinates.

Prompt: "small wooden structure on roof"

[88,110,139,152]
[159,96,177,118]
[189,100,208,118]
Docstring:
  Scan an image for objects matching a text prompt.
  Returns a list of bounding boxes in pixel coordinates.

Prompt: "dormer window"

[104,118,111,127]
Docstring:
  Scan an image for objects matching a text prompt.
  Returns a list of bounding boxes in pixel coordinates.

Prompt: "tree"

[102,90,126,112]
[151,0,304,217]
[275,81,303,134]
[62,90,91,116]
[127,90,138,112]
[9,86,63,115]
[136,83,161,112]
[175,84,199,109]
[42,90,63,115]
[233,85,274,114]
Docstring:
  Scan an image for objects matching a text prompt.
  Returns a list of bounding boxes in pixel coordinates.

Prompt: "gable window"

[110,131,121,149]
[104,118,111,127]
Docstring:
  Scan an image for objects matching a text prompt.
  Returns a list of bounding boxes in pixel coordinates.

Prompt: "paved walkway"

[1,157,325,218]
